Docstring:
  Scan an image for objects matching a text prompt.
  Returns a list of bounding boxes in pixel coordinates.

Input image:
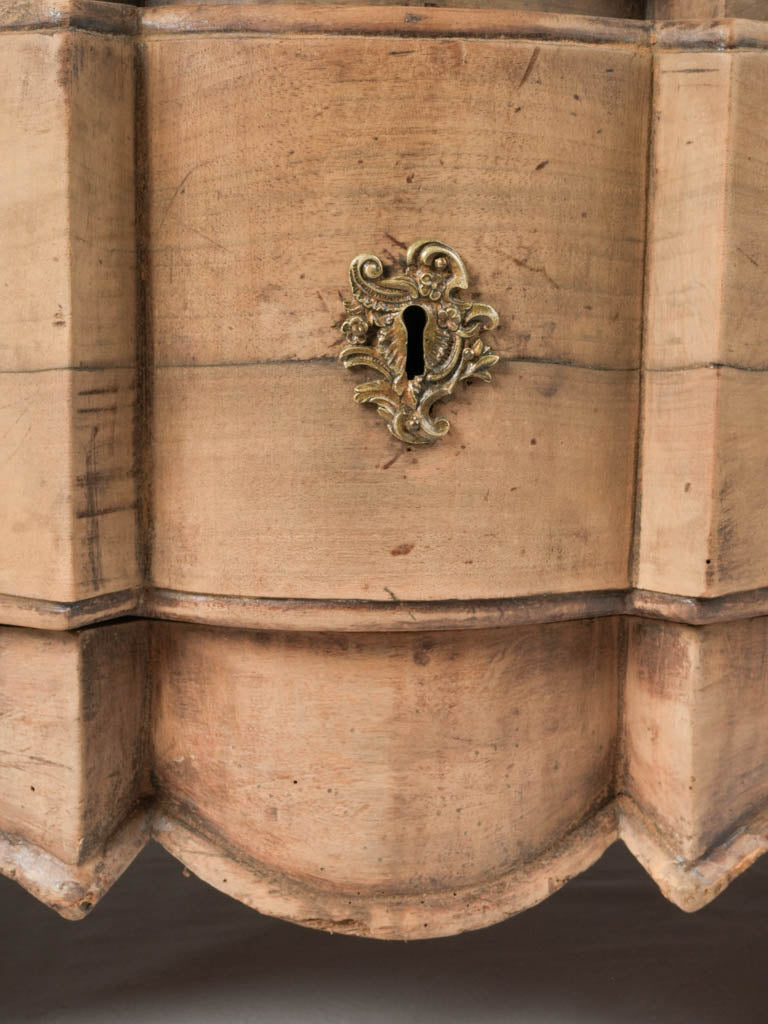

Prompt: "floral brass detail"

[338,240,499,444]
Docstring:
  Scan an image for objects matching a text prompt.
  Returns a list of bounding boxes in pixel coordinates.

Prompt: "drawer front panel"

[146,34,649,602]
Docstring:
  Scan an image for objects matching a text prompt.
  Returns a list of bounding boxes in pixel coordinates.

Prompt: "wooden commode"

[1,0,767,939]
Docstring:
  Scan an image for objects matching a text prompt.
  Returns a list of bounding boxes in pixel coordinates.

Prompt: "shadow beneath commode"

[0,840,766,1023]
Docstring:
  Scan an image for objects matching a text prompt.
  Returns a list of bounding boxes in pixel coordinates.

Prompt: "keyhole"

[403,305,427,380]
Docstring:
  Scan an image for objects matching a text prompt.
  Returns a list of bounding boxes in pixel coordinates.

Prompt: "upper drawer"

[146,31,648,606]
[5,4,768,628]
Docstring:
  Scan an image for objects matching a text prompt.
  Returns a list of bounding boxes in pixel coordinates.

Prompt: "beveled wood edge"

[3,797,765,936]
[145,586,628,632]
[4,0,768,51]
[0,0,140,34]
[139,3,651,40]
[7,583,768,631]
[151,802,618,940]
[152,797,768,935]
[145,585,768,630]
[618,796,768,912]
[0,588,141,631]
[0,810,149,921]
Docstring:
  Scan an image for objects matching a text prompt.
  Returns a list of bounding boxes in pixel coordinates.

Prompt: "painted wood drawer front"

[1,0,768,938]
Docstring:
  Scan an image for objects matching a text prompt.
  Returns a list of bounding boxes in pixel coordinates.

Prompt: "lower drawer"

[1,614,766,938]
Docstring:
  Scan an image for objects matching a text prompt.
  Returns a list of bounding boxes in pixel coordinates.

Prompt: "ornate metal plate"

[338,240,499,444]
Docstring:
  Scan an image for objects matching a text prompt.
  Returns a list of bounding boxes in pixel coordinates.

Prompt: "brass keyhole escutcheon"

[338,240,500,445]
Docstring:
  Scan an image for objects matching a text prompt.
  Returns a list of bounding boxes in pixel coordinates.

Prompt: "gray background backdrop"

[1,842,766,1022]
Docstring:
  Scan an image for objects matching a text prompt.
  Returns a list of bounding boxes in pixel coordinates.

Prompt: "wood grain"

[0,810,148,921]
[637,48,768,600]
[646,49,768,371]
[140,4,652,42]
[146,583,768,630]
[0,30,139,616]
[653,0,768,18]
[145,0,646,15]
[729,0,768,15]
[619,795,768,912]
[1,611,767,932]
[7,2,768,628]
[0,622,148,866]
[146,613,766,933]
[636,369,768,600]
[651,0,725,15]
[152,618,619,896]
[644,51,732,371]
[709,368,768,594]
[5,1,768,43]
[145,31,647,606]
[0,0,139,33]
[0,629,82,863]
[634,369,718,597]
[153,805,618,939]
[624,617,768,862]
[152,361,638,601]
[144,34,648,371]
[0,34,72,375]
[3,0,768,939]
[723,51,768,368]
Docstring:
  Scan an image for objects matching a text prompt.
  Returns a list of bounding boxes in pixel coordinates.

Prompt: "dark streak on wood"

[83,427,104,590]
[77,386,120,396]
[517,46,541,90]
[381,450,403,470]
[390,543,414,556]
[736,246,760,267]
[134,37,155,595]
[384,232,408,251]
[75,502,139,520]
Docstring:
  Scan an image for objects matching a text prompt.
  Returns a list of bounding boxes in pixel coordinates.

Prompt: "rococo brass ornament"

[338,240,500,444]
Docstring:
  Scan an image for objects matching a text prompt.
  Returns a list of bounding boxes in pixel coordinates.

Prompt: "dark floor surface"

[1,840,766,1023]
